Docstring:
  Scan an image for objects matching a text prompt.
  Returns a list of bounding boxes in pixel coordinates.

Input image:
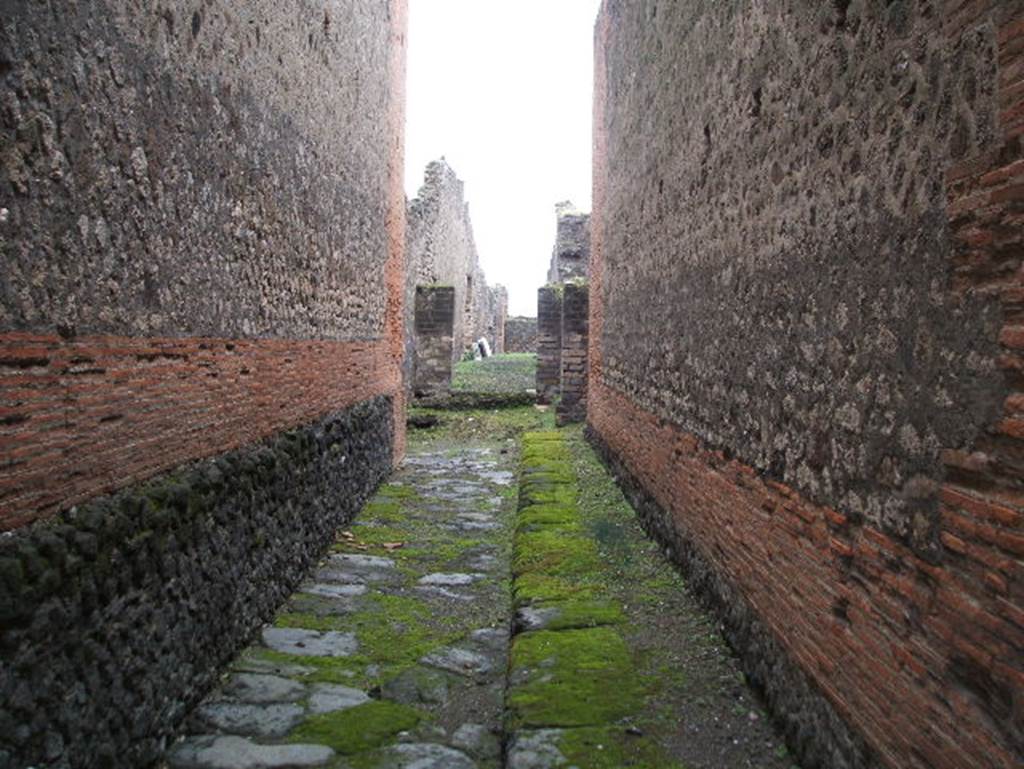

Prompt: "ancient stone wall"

[504,316,539,353]
[536,287,563,404]
[590,3,1023,769]
[486,285,508,355]
[412,286,456,397]
[547,201,590,284]
[556,281,589,426]
[0,0,408,765]
[404,160,505,381]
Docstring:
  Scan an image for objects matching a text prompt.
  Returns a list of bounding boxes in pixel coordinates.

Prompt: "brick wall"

[536,286,563,404]
[0,334,396,531]
[589,2,1023,768]
[556,282,589,426]
[413,286,456,397]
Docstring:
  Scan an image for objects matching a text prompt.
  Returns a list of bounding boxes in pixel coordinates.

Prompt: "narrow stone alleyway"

[164,408,797,769]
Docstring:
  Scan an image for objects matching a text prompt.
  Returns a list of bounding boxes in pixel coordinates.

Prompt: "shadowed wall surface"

[590,2,1024,768]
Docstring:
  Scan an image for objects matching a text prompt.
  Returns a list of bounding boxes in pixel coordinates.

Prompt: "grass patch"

[376,484,420,501]
[407,405,553,443]
[452,353,537,393]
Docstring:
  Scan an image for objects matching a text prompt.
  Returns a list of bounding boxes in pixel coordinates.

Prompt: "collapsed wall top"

[547,201,590,284]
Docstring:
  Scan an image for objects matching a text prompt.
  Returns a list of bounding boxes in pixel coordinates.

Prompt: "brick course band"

[0,395,394,769]
[0,333,400,531]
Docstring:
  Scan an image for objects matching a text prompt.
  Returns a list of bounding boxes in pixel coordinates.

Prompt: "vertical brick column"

[413,286,456,397]
[536,286,563,404]
[556,281,589,426]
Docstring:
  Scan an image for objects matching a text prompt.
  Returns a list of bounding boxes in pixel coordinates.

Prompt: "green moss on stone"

[514,573,602,606]
[515,503,580,531]
[289,700,422,754]
[376,484,420,501]
[508,627,639,729]
[512,530,601,578]
[542,601,625,630]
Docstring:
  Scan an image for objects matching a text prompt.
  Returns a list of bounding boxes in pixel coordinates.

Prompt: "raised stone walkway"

[165,409,797,769]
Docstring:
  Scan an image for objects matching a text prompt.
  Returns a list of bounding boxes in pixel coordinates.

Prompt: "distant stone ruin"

[538,203,591,425]
[405,160,507,396]
[547,201,590,283]
[504,316,539,353]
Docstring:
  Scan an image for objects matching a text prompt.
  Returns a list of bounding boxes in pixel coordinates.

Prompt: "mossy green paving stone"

[512,529,601,578]
[515,503,580,531]
[540,600,625,630]
[513,572,603,605]
[519,483,577,507]
[508,627,640,729]
[288,701,421,754]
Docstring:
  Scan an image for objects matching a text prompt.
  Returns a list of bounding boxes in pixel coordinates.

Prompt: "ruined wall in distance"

[405,160,505,380]
[590,2,1023,769]
[556,281,588,426]
[547,201,590,284]
[505,316,539,353]
[413,286,456,397]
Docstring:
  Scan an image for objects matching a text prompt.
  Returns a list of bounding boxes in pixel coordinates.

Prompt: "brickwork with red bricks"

[0,334,401,531]
[589,2,1024,768]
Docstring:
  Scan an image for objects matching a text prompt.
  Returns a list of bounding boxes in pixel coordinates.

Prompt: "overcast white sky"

[405,0,602,317]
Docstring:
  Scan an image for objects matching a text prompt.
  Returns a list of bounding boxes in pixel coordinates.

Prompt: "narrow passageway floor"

[165,407,798,769]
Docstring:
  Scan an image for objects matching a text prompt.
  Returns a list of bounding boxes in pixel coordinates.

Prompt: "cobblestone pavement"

[165,409,797,769]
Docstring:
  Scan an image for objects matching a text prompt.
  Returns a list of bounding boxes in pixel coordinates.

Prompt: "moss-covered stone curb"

[507,431,673,767]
